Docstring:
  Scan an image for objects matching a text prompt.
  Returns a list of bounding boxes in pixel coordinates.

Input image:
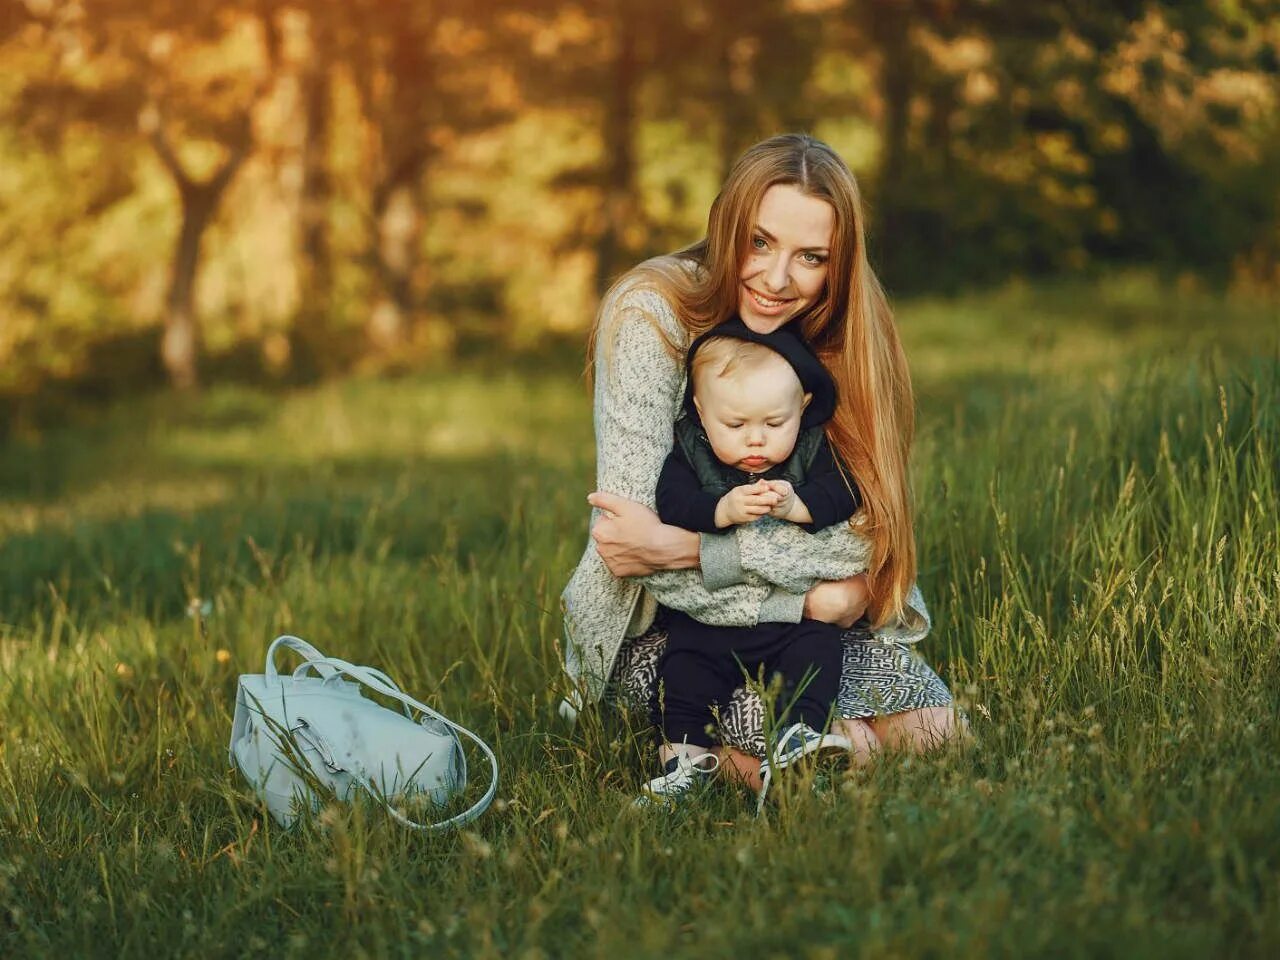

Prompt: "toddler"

[637,316,860,807]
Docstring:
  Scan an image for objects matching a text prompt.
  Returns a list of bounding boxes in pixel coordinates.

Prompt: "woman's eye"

[801,252,825,265]
[752,236,767,250]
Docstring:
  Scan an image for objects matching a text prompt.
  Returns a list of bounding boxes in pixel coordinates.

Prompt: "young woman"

[560,134,963,789]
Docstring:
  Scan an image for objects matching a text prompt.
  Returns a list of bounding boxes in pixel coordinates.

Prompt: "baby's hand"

[765,479,796,519]
[715,481,778,528]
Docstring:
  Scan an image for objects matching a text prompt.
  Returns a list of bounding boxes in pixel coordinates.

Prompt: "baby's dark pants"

[654,609,844,748]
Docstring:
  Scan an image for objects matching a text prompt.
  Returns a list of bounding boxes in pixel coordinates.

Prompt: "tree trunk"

[294,20,333,375]
[149,112,251,391]
[869,0,914,279]
[596,7,639,294]
[364,18,433,355]
[712,0,757,181]
[367,176,422,353]
[716,37,755,181]
[161,184,218,391]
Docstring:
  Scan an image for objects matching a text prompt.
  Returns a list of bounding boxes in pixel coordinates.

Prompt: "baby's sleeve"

[655,445,723,534]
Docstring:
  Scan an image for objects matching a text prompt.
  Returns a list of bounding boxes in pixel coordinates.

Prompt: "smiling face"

[692,344,811,474]
[738,183,836,334]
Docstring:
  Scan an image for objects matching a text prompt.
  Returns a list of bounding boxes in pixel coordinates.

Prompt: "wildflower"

[115,662,134,679]
[461,831,492,859]
[215,649,232,665]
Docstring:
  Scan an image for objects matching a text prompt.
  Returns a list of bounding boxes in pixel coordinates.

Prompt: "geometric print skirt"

[606,614,955,759]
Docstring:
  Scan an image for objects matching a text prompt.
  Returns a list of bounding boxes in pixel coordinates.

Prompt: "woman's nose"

[762,254,789,293]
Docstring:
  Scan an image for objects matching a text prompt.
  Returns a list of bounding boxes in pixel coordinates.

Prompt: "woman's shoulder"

[607,256,697,310]
[599,256,699,349]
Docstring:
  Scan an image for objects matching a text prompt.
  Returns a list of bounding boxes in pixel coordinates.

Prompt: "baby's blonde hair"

[689,337,799,397]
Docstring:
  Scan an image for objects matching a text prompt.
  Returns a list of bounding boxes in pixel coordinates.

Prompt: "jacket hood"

[682,316,837,428]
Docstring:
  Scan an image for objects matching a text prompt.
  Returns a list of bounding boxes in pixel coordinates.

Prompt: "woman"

[560,134,963,789]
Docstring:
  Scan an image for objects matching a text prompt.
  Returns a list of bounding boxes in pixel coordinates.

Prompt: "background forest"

[2,0,1278,415]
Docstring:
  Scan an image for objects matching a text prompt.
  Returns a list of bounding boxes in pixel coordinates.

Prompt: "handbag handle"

[266,635,338,680]
[268,639,499,832]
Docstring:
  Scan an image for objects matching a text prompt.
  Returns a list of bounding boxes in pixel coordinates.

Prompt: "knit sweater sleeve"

[593,280,801,626]
[712,519,932,643]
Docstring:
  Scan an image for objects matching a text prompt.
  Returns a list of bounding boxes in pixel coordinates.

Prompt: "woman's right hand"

[803,574,870,628]
[588,491,700,577]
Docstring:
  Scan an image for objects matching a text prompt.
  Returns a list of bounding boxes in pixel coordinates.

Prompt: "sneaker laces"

[665,751,720,781]
[635,751,720,807]
[756,724,850,815]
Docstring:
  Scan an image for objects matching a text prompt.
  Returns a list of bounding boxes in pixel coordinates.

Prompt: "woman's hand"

[588,491,700,576]
[803,573,870,628]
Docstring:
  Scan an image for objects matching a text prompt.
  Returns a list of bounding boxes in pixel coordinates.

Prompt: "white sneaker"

[757,723,851,812]
[633,752,721,809]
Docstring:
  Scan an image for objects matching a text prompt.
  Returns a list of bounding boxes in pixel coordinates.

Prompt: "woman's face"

[737,183,835,334]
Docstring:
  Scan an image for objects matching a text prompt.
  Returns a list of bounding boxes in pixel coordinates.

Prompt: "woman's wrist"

[655,524,700,570]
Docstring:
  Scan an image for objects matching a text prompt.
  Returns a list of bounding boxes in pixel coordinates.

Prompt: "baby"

[637,316,860,807]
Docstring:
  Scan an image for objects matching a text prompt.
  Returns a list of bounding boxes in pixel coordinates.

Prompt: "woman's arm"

[710,519,931,640]
[703,517,872,594]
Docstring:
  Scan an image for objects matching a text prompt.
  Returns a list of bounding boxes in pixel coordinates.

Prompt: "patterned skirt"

[606,617,954,758]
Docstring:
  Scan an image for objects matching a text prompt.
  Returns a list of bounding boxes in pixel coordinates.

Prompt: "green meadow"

[1,276,1278,958]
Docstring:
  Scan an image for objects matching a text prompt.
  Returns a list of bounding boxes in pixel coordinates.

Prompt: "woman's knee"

[870,705,969,753]
[832,717,881,765]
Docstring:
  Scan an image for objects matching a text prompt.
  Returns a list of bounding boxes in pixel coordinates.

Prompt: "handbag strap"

[296,654,500,833]
[290,660,416,718]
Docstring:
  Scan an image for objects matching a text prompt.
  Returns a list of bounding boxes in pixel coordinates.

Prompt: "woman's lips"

[745,286,794,314]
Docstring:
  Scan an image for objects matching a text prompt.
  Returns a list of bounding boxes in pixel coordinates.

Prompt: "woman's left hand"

[588,491,699,576]
[803,574,870,628]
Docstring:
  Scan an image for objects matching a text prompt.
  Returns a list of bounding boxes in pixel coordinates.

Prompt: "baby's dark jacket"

[655,316,860,535]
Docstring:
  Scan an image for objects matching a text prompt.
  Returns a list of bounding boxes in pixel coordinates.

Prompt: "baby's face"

[693,356,810,474]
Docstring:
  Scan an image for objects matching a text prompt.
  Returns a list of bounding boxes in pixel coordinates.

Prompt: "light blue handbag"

[230,635,498,831]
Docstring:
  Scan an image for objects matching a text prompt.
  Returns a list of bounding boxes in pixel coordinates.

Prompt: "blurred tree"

[500,1,676,291]
[507,0,823,289]
[664,0,825,180]
[335,0,513,357]
[824,0,1280,290]
[290,6,334,376]
[10,0,277,389]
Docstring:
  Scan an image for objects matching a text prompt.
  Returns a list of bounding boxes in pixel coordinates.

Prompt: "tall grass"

[1,279,1278,958]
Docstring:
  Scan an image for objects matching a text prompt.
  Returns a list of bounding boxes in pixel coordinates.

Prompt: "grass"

[1,276,1278,958]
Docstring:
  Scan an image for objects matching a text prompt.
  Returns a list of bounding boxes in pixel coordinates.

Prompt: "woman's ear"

[802,392,813,410]
[693,395,704,416]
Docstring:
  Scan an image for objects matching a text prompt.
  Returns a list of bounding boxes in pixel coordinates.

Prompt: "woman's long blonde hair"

[590,133,916,626]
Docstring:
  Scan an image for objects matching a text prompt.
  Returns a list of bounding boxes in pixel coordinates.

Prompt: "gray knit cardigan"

[559,275,930,710]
